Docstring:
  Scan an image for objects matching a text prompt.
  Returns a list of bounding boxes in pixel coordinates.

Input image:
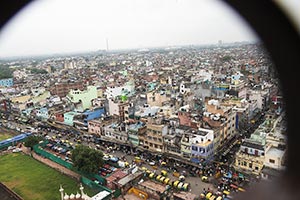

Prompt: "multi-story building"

[146,89,170,107]
[234,136,265,175]
[107,97,129,123]
[66,86,98,111]
[127,122,146,148]
[204,98,237,144]
[0,78,13,87]
[49,80,85,98]
[88,116,118,135]
[190,128,214,159]
[144,116,168,152]
[103,122,128,144]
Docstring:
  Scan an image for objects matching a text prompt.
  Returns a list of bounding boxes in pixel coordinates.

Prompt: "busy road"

[1,117,253,198]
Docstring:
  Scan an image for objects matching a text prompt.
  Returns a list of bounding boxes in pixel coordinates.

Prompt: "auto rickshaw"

[206,192,212,199]
[178,182,184,190]
[156,175,162,181]
[173,171,180,177]
[161,170,167,176]
[164,178,170,184]
[179,175,185,181]
[173,180,180,188]
[182,183,189,191]
[202,176,208,182]
[149,173,155,179]
[141,167,148,171]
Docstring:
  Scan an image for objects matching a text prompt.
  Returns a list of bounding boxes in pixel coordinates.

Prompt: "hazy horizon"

[0,0,258,58]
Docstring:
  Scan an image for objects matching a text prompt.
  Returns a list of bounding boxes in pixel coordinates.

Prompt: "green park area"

[0,153,98,200]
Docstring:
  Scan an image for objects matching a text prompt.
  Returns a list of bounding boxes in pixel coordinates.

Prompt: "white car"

[12,148,21,153]
[149,161,156,166]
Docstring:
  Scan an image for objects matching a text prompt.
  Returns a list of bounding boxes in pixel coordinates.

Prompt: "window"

[269,159,275,164]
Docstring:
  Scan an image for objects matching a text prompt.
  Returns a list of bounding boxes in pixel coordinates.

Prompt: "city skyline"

[0,0,258,58]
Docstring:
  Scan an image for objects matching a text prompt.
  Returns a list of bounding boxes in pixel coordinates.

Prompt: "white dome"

[76,193,81,199]
[70,193,75,199]
[64,194,69,200]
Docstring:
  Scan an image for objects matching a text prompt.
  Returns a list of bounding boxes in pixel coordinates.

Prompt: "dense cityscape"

[0,42,286,200]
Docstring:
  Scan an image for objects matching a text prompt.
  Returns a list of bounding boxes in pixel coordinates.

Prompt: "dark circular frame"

[1,0,300,196]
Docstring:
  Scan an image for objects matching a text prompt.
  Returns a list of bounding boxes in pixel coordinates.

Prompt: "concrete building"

[0,78,13,87]
[204,98,237,144]
[50,80,85,98]
[64,111,78,126]
[127,122,146,148]
[146,90,170,107]
[190,128,214,159]
[67,86,98,111]
[88,116,118,135]
[144,116,168,152]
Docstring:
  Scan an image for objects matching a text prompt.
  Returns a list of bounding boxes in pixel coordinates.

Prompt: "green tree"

[29,68,48,74]
[24,136,43,149]
[0,65,13,79]
[71,145,104,173]
[221,55,232,62]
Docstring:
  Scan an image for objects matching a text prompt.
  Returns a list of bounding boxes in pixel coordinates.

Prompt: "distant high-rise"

[106,38,109,52]
[218,40,223,46]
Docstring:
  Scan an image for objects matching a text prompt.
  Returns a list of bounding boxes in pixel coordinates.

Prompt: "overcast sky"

[0,0,259,58]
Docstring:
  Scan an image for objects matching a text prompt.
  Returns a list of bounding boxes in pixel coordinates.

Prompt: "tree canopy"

[29,68,48,74]
[24,136,43,149]
[71,145,104,174]
[0,65,13,79]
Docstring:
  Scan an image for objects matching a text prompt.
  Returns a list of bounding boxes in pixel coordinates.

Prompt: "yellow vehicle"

[223,190,230,195]
[149,173,155,179]
[238,187,246,192]
[156,175,162,181]
[128,187,148,200]
[202,176,208,182]
[145,170,151,174]
[182,183,189,191]
[215,171,221,179]
[173,171,180,177]
[160,176,166,182]
[206,192,212,199]
[178,182,184,190]
[161,170,167,176]
[209,195,216,200]
[141,167,148,171]
[164,178,170,184]
[124,162,129,167]
[216,196,223,200]
[134,156,142,163]
[173,180,180,187]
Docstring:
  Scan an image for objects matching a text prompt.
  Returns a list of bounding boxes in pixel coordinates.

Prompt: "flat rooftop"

[139,180,166,193]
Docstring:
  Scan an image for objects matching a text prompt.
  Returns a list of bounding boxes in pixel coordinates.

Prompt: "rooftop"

[139,180,166,193]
